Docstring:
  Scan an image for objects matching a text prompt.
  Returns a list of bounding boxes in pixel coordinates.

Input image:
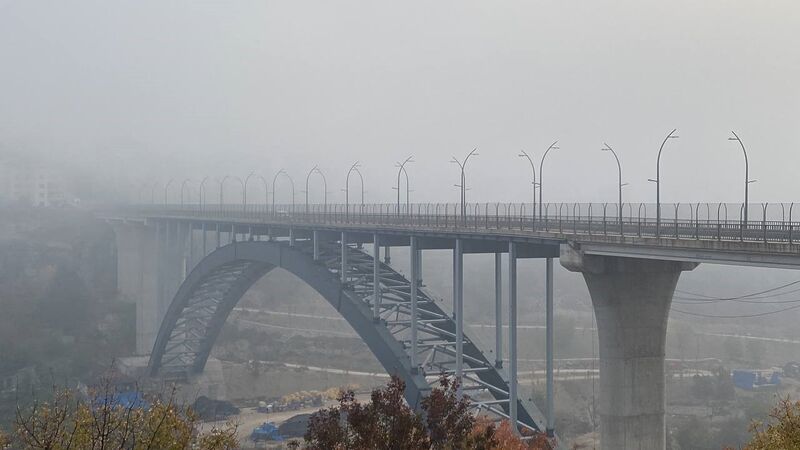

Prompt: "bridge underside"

[148,239,547,433]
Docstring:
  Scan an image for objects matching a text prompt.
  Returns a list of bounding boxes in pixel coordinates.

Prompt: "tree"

[421,375,493,449]
[304,374,551,450]
[740,397,800,449]
[4,379,238,450]
[305,376,429,450]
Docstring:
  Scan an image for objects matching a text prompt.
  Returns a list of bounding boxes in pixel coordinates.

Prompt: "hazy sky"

[1,1,798,205]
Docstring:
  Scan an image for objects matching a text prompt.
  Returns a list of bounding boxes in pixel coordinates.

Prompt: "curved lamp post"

[220,175,245,212]
[305,166,328,214]
[648,129,679,237]
[163,179,175,206]
[138,181,154,204]
[601,143,628,234]
[180,178,194,209]
[451,148,479,225]
[538,141,560,223]
[272,169,296,215]
[199,176,219,211]
[518,150,538,227]
[728,131,756,228]
[244,172,270,212]
[345,161,365,220]
[395,156,414,216]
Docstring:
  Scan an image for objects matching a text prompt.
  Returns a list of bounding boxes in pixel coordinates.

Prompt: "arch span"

[149,240,546,432]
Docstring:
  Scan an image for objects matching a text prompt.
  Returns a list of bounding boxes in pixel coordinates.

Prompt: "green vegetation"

[0,207,133,427]
[0,378,237,449]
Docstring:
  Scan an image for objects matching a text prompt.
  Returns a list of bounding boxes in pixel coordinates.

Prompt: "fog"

[4,3,800,448]
[2,1,799,204]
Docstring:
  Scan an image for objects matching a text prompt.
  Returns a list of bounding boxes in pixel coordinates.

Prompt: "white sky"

[1,1,798,204]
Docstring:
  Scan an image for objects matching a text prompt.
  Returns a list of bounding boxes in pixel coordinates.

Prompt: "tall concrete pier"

[114,220,185,355]
[561,244,696,450]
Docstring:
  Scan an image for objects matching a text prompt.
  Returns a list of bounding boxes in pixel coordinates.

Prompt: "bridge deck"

[102,205,800,268]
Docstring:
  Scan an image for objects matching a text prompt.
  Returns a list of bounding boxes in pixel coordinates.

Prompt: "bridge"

[103,201,800,450]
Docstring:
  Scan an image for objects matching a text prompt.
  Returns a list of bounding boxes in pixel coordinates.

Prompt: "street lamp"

[220,175,245,212]
[648,129,679,237]
[394,156,414,216]
[728,131,756,228]
[244,172,269,212]
[450,149,479,225]
[180,178,194,209]
[164,179,175,206]
[601,143,628,234]
[199,176,219,211]
[305,166,328,214]
[345,161,365,220]
[517,150,538,227]
[138,181,153,204]
[272,169,296,215]
[538,141,560,223]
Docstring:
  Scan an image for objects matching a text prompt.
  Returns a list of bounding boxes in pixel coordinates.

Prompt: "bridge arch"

[148,239,545,431]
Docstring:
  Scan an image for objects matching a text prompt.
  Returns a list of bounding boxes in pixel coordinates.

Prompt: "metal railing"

[120,202,800,245]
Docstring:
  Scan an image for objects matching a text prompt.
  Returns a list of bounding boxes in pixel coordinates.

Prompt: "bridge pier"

[561,244,696,450]
[113,222,162,355]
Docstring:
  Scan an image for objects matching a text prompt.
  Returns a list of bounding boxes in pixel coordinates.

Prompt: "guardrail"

[117,202,800,245]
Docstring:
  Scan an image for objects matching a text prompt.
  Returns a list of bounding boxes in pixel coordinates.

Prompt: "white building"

[0,158,67,207]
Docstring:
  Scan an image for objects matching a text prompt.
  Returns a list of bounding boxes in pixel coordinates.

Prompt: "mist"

[2,1,799,204]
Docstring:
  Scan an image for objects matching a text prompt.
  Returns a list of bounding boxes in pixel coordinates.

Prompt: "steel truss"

[148,238,548,435]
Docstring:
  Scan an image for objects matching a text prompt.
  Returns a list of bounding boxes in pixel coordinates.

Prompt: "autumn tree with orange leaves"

[303,374,551,450]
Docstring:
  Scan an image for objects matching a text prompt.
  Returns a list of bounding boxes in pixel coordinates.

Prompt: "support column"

[561,244,697,450]
[161,221,183,319]
[508,241,518,430]
[494,252,503,368]
[290,228,296,247]
[454,239,464,396]
[201,222,207,257]
[215,223,221,248]
[410,236,420,373]
[384,246,391,264]
[373,233,381,321]
[341,232,348,284]
[313,230,320,260]
[178,222,189,281]
[545,257,555,437]
[156,221,165,323]
[417,248,423,285]
[113,222,160,355]
[188,223,194,273]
